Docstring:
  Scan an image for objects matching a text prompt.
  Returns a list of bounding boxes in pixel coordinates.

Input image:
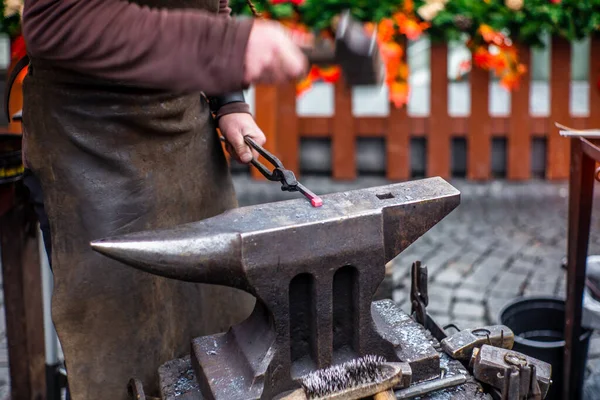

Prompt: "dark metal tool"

[91,178,461,399]
[394,374,468,399]
[441,325,515,362]
[304,10,385,87]
[408,260,449,344]
[470,345,552,400]
[410,261,428,326]
[243,136,323,207]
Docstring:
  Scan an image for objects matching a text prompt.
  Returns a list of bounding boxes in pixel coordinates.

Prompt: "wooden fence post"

[0,184,46,400]
[387,38,410,181]
[589,35,600,129]
[508,45,532,180]
[548,37,572,180]
[277,83,300,176]
[252,85,278,180]
[468,66,491,180]
[332,78,356,180]
[428,43,451,179]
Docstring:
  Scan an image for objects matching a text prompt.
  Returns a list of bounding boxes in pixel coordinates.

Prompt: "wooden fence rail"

[248,37,600,182]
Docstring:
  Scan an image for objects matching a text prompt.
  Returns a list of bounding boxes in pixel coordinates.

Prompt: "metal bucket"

[498,296,592,400]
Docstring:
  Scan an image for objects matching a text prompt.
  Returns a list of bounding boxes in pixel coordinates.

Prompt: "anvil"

[91,177,460,399]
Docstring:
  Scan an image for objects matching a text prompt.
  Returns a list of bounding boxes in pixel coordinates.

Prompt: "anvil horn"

[90,228,251,293]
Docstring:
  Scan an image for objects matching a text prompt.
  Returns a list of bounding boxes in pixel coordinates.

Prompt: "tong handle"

[244,136,284,169]
[243,136,289,182]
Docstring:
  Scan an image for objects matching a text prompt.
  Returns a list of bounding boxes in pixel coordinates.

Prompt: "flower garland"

[230,0,597,109]
[252,0,529,107]
[3,0,597,110]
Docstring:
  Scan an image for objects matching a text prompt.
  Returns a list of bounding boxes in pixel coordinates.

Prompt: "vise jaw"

[91,177,460,399]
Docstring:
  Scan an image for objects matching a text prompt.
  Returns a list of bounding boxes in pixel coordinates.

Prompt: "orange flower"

[390,81,410,108]
[380,41,404,62]
[490,55,508,74]
[378,18,396,42]
[296,76,314,96]
[500,73,520,91]
[317,66,342,83]
[395,13,429,40]
[403,0,414,13]
[473,47,493,69]
[479,24,505,46]
[397,63,410,81]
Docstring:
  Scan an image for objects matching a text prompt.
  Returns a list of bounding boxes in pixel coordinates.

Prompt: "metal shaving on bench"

[299,355,387,398]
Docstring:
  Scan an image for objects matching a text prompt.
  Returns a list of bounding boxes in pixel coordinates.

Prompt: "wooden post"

[548,37,571,180]
[387,38,410,181]
[428,44,451,179]
[332,78,356,180]
[468,66,491,180]
[252,85,279,180]
[589,35,600,129]
[277,83,300,176]
[0,183,47,400]
[508,45,532,180]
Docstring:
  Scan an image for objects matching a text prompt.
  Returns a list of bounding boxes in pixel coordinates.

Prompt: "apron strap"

[4,54,30,122]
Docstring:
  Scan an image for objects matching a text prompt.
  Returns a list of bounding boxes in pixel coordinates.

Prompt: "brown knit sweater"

[21,0,254,102]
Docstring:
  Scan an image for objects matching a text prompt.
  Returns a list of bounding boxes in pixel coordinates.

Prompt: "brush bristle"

[300,355,387,398]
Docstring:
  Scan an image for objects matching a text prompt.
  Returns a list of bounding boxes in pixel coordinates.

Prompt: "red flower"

[270,0,304,4]
[549,0,561,3]
[11,35,26,61]
[317,66,341,83]
[473,47,493,69]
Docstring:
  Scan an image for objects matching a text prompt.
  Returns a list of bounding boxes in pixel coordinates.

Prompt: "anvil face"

[91,177,460,399]
[91,177,460,290]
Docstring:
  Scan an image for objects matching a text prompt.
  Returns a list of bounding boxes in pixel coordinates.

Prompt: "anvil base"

[157,301,491,400]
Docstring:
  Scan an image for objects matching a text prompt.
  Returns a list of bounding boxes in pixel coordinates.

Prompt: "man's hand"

[244,20,309,86]
[219,113,266,163]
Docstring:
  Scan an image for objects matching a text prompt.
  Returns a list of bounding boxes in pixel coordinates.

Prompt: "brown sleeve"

[213,0,251,117]
[22,0,254,96]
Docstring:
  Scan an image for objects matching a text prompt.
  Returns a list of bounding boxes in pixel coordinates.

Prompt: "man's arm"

[209,0,252,119]
[22,0,254,96]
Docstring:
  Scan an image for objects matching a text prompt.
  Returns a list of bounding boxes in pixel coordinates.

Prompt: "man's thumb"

[232,136,252,163]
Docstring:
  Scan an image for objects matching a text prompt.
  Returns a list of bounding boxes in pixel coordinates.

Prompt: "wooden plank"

[299,117,331,137]
[252,85,278,180]
[428,44,451,178]
[532,118,548,136]
[277,83,300,176]
[468,66,491,180]
[387,105,410,181]
[548,37,572,179]
[332,78,356,179]
[386,38,410,181]
[508,46,532,180]
[589,35,600,129]
[356,118,386,136]
[0,187,46,400]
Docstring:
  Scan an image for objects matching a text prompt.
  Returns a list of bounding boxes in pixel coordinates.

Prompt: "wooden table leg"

[564,138,595,400]
[0,184,46,400]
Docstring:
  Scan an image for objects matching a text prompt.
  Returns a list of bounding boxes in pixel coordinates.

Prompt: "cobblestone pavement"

[233,175,600,399]
[1,176,600,399]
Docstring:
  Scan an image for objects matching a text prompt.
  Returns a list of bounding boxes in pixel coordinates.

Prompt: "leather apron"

[21,1,256,398]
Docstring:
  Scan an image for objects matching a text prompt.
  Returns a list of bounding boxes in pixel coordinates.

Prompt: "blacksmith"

[20,0,307,398]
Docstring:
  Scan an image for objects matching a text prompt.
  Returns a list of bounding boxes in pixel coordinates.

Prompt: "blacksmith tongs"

[221,135,323,207]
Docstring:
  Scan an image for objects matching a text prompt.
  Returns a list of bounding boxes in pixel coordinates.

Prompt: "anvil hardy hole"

[333,266,358,363]
[289,273,317,376]
[376,192,394,200]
